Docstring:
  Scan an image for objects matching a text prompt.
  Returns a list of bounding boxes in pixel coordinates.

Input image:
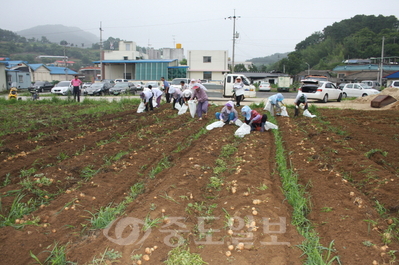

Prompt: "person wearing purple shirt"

[190,83,208,120]
[161,77,170,103]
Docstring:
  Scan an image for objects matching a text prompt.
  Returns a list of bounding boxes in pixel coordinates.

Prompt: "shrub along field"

[0,97,398,265]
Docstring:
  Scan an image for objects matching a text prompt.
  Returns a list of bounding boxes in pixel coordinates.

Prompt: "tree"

[248,64,258,72]
[41,36,50,43]
[179,58,187,65]
[234,64,247,72]
[60,40,68,45]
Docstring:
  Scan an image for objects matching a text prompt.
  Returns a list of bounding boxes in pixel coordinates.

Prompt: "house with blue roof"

[384,71,399,86]
[332,61,399,85]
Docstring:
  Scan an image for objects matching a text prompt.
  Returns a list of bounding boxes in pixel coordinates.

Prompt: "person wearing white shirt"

[233,77,244,107]
[149,85,163,108]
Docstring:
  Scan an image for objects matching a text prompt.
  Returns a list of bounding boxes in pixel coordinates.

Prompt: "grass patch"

[164,246,207,265]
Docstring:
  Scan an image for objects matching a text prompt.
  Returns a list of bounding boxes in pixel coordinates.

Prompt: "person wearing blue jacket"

[267,93,285,116]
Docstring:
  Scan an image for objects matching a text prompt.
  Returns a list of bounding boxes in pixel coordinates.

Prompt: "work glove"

[295,105,299,109]
[229,120,234,125]
[249,120,253,126]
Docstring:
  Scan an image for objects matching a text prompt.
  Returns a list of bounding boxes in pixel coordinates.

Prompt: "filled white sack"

[137,102,145,113]
[264,121,279,131]
[178,104,188,115]
[206,121,225,130]
[188,100,197,118]
[234,123,251,138]
[303,109,316,118]
[235,119,243,127]
[280,106,289,117]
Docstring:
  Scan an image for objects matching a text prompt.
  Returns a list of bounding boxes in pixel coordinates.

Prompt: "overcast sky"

[1,0,398,61]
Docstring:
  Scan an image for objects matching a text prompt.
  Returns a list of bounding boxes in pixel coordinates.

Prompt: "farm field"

[0,97,398,265]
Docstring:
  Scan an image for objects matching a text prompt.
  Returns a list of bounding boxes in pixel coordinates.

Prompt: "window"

[125,44,131,51]
[203,71,212,80]
[18,75,24,83]
[203,56,211,63]
[124,73,132,79]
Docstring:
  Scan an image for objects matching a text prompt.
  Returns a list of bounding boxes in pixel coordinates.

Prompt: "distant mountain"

[247,52,290,66]
[17,25,98,47]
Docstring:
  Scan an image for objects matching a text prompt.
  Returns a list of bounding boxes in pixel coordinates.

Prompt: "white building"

[163,46,185,62]
[104,41,148,60]
[187,50,229,81]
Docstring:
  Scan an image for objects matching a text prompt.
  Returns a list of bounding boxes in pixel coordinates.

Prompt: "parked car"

[258,81,271,92]
[298,80,342,103]
[109,82,137,95]
[28,81,54,92]
[51,81,73,95]
[361,80,381,91]
[145,81,161,89]
[114,79,129,83]
[170,78,190,90]
[337,83,346,90]
[101,79,115,87]
[132,81,145,91]
[389,80,399,88]
[84,82,113,96]
[342,83,380,98]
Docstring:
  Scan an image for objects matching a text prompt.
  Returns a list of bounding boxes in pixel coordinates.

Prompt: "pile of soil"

[352,87,399,109]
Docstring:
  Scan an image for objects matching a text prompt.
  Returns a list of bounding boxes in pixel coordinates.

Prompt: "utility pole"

[379,36,385,86]
[226,10,240,74]
[99,22,103,80]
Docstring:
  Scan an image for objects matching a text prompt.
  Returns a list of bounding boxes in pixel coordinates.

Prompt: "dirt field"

[0,96,398,265]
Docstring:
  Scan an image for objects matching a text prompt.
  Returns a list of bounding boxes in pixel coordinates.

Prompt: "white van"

[361,80,381,91]
[222,74,256,98]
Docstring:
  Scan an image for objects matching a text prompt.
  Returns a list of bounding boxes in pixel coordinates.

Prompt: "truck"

[277,76,291,92]
[222,73,256,98]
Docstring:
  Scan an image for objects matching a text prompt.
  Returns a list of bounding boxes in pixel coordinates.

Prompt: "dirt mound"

[352,87,399,108]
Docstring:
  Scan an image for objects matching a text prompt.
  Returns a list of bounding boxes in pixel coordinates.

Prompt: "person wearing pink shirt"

[70,75,82,102]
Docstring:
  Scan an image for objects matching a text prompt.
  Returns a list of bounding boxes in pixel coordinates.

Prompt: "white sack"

[280,106,289,117]
[264,121,279,131]
[206,121,225,131]
[188,100,197,118]
[174,102,182,111]
[178,104,188,115]
[152,99,158,108]
[137,102,145,113]
[234,123,251,138]
[235,119,243,127]
[303,109,316,118]
[264,99,272,112]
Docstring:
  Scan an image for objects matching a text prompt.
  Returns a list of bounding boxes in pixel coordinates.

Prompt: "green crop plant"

[149,155,172,179]
[0,194,39,228]
[142,214,163,232]
[270,115,341,264]
[87,203,126,229]
[164,246,207,265]
[364,149,388,158]
[80,165,100,181]
[30,242,75,265]
[207,176,223,191]
[130,182,145,199]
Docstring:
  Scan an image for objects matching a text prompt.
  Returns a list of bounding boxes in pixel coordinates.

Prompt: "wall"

[33,66,51,82]
[188,50,229,71]
[0,64,7,91]
[104,64,135,80]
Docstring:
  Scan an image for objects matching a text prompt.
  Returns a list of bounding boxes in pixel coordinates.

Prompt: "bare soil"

[0,100,398,265]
